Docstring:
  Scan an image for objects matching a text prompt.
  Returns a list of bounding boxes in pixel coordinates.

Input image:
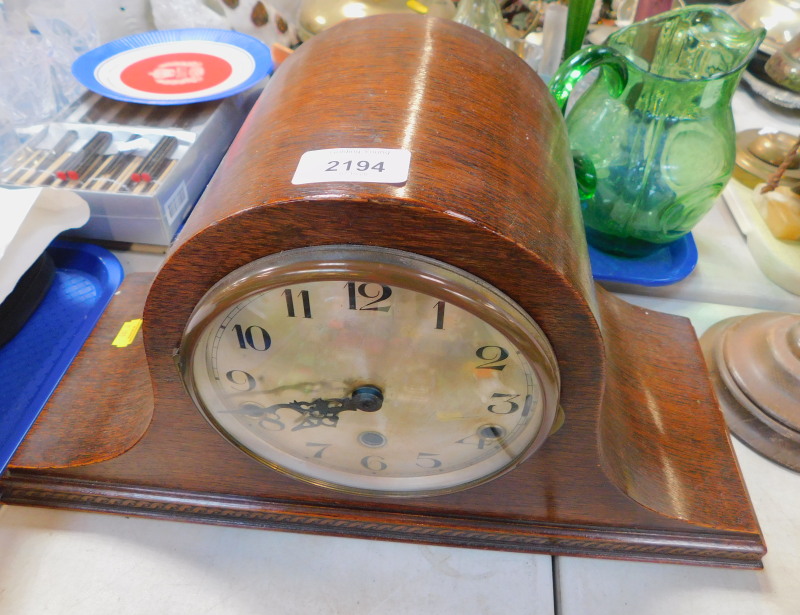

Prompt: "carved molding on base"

[1,475,764,569]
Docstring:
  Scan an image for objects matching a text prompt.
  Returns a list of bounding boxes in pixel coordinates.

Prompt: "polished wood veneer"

[0,15,764,568]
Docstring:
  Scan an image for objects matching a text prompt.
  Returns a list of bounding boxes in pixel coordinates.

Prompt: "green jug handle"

[548,46,629,200]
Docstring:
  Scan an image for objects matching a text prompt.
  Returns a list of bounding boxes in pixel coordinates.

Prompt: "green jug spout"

[607,6,766,82]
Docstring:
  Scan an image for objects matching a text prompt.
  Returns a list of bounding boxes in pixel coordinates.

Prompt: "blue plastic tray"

[0,241,123,472]
[589,232,698,286]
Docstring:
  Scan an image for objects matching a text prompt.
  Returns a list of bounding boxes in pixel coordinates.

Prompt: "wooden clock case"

[0,16,765,568]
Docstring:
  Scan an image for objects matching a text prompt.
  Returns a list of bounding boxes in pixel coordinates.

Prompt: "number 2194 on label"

[291,148,411,185]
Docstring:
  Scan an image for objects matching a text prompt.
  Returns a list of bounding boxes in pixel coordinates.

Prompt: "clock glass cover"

[179,246,560,496]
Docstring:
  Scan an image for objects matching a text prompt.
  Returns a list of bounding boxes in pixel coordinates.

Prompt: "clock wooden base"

[0,273,765,569]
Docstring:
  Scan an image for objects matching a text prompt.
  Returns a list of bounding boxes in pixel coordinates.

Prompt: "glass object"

[298,0,456,40]
[728,0,800,56]
[766,32,800,92]
[179,245,560,496]
[549,7,765,256]
[538,2,568,78]
[454,0,544,71]
[453,0,511,48]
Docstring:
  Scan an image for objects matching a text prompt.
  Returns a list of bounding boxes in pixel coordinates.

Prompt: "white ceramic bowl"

[729,0,800,55]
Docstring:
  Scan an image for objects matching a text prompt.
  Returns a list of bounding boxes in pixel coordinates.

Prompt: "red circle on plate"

[119,52,233,94]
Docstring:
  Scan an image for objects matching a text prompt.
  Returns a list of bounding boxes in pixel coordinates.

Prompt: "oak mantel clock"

[0,15,765,568]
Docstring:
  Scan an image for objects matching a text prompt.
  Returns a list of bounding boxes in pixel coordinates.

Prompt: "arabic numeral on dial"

[284,289,312,318]
[232,324,271,350]
[456,433,487,449]
[475,346,509,370]
[225,370,256,391]
[433,300,445,330]
[235,402,285,431]
[346,282,392,312]
[457,425,506,449]
[416,452,442,469]
[306,442,331,458]
[259,413,285,432]
[361,455,388,471]
[487,393,520,414]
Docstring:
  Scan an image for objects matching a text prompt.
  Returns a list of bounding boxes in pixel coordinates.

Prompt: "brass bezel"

[178,245,561,497]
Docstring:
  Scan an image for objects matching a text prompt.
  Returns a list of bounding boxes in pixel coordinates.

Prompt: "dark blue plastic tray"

[0,240,123,472]
[589,232,698,286]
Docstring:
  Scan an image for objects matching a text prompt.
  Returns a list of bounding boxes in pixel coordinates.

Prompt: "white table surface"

[0,505,554,615]
[557,439,800,615]
[1,87,798,614]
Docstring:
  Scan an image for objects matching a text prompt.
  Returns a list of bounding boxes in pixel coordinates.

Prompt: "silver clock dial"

[179,246,559,496]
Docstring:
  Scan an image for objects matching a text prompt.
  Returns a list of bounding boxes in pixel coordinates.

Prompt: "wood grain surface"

[9,274,153,468]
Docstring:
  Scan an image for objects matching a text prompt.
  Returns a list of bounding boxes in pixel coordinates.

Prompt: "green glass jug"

[549,7,765,256]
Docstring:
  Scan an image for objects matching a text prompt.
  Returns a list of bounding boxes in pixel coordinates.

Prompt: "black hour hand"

[236,385,384,422]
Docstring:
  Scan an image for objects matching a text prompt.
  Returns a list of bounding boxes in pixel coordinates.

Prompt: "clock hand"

[234,385,384,422]
[291,384,385,418]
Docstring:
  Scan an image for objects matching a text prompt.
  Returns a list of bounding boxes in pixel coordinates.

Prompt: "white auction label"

[291,148,411,185]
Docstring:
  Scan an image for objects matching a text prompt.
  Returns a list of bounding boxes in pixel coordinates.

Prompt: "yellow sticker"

[406,0,428,14]
[112,318,143,348]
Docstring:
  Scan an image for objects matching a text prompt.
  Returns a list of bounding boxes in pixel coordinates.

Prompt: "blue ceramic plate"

[589,233,698,286]
[72,28,273,105]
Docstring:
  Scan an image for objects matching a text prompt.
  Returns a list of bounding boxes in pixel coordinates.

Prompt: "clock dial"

[180,246,559,495]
